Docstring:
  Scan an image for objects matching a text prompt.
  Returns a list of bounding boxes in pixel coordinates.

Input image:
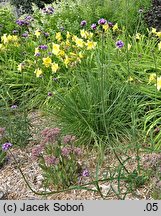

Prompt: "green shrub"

[10,0,55,14]
[0,6,16,37]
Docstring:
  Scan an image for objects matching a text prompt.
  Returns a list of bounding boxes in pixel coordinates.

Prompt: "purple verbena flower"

[108,21,113,27]
[82,168,89,177]
[42,7,54,14]
[11,105,18,109]
[2,142,12,151]
[25,15,32,20]
[80,20,87,27]
[60,26,65,31]
[44,32,49,37]
[116,40,124,48]
[91,23,97,30]
[48,92,52,96]
[98,18,107,25]
[12,29,18,34]
[39,45,48,50]
[53,77,58,82]
[16,19,25,26]
[22,33,28,38]
[35,52,41,57]
[16,19,30,26]
[48,6,54,12]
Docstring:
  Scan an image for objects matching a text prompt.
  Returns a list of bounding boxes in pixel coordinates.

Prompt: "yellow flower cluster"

[1,34,18,44]
[17,30,97,77]
[148,73,161,91]
[151,28,161,50]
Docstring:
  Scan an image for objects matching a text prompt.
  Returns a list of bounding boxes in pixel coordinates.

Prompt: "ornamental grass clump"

[32,127,87,189]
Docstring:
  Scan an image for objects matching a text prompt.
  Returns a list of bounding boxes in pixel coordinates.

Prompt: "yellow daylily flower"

[56,32,62,41]
[0,43,5,50]
[151,28,157,34]
[128,43,132,50]
[12,35,18,42]
[78,52,84,58]
[113,23,118,32]
[128,76,134,82]
[58,50,65,57]
[148,73,156,84]
[65,39,71,46]
[1,34,8,44]
[66,31,71,39]
[7,35,13,42]
[158,41,161,50]
[156,32,161,38]
[64,55,70,68]
[72,35,78,42]
[34,68,43,77]
[87,32,93,39]
[35,29,41,38]
[103,23,109,31]
[52,43,60,55]
[75,38,84,48]
[34,47,39,54]
[17,63,24,72]
[86,40,97,50]
[43,56,52,67]
[80,29,88,39]
[135,33,141,40]
[156,76,161,91]
[51,62,59,73]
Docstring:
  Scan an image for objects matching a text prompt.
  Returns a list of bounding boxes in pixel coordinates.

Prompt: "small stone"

[0,191,6,200]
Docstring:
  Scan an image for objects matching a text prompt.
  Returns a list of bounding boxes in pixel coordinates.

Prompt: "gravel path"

[0,112,159,200]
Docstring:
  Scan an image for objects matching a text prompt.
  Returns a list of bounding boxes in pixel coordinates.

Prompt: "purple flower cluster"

[48,92,52,96]
[91,23,97,30]
[16,19,29,26]
[35,52,41,57]
[116,40,124,48]
[22,32,28,38]
[44,32,50,38]
[11,105,18,109]
[108,21,114,27]
[91,19,113,30]
[63,135,76,144]
[80,20,87,27]
[61,147,72,157]
[31,145,43,160]
[12,30,18,34]
[82,168,89,177]
[2,142,12,151]
[41,127,61,144]
[61,146,82,157]
[16,16,33,27]
[39,45,48,50]
[142,153,161,169]
[98,18,107,25]
[42,6,54,15]
[44,155,59,166]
